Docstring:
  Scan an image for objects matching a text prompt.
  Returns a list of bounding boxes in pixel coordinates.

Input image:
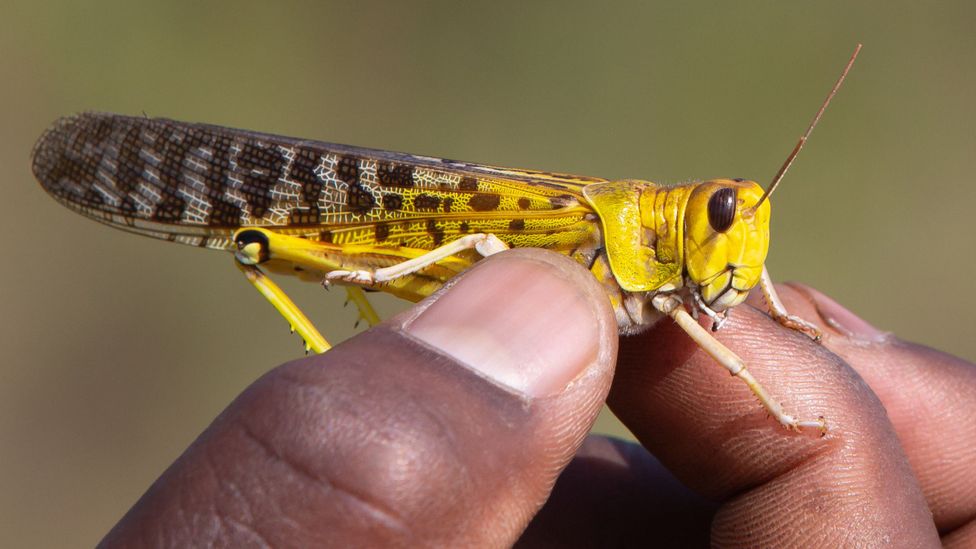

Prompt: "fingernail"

[796,284,887,341]
[403,253,608,397]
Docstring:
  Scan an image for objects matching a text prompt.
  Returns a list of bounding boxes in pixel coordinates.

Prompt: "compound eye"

[707,187,737,233]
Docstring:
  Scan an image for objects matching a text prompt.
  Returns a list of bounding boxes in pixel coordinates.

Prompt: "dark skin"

[100,249,975,547]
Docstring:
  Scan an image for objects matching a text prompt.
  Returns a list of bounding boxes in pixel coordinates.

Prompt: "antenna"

[753,44,862,209]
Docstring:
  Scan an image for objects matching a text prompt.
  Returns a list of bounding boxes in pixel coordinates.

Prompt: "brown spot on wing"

[337,155,375,214]
[157,128,188,192]
[459,177,478,191]
[153,195,187,222]
[234,141,285,218]
[469,193,500,211]
[291,148,323,206]
[427,219,444,246]
[414,193,441,211]
[87,116,114,145]
[377,163,414,187]
[346,184,376,214]
[549,194,575,208]
[211,197,243,226]
[118,195,136,215]
[288,206,319,225]
[382,192,403,210]
[114,124,146,198]
[336,155,359,184]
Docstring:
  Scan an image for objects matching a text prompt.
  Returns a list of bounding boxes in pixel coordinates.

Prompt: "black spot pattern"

[29,114,331,229]
[291,148,323,206]
[346,184,376,214]
[414,193,441,210]
[335,155,375,214]
[118,195,137,215]
[335,156,359,184]
[87,117,114,144]
[114,125,146,197]
[382,193,404,210]
[154,195,186,222]
[211,197,243,226]
[459,177,478,191]
[549,194,574,208]
[377,163,414,187]
[235,142,285,219]
[426,219,444,246]
[157,127,188,191]
[288,207,319,225]
[469,193,501,211]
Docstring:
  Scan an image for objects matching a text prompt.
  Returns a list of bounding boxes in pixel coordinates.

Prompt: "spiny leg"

[344,286,381,327]
[327,233,509,286]
[236,262,330,354]
[233,228,507,350]
[651,293,827,433]
[760,265,823,342]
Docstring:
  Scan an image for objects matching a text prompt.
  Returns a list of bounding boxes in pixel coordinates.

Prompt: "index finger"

[607,300,939,546]
[765,283,976,540]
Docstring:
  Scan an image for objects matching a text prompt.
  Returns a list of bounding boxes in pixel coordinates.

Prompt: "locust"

[31,46,861,434]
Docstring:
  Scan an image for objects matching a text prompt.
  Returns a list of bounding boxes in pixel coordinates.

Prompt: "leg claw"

[776,313,823,342]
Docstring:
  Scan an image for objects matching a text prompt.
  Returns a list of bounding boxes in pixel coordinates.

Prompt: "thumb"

[101,248,618,547]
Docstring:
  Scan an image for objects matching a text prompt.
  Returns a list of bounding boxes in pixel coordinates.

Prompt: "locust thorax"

[683,179,770,312]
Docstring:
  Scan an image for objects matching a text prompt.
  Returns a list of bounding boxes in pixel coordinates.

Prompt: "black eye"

[707,187,736,233]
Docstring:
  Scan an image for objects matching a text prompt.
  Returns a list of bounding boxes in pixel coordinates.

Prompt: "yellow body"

[232,177,772,335]
[32,113,774,337]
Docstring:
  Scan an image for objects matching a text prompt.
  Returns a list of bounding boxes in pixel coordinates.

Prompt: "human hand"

[524,275,975,547]
[99,249,974,547]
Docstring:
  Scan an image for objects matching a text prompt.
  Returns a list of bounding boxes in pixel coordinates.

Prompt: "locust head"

[683,179,770,312]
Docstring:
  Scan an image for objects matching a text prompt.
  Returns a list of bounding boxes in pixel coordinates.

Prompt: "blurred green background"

[2,1,974,545]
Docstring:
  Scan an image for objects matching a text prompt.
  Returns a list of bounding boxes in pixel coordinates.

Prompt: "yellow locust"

[31,47,861,434]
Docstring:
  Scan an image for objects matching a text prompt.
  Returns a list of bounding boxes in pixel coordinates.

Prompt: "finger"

[608,300,940,546]
[753,283,976,538]
[518,435,715,547]
[100,249,617,547]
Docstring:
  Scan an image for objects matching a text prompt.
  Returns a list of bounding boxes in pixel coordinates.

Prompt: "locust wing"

[32,113,603,252]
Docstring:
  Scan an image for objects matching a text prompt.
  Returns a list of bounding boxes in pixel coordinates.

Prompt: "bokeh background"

[2,1,974,545]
